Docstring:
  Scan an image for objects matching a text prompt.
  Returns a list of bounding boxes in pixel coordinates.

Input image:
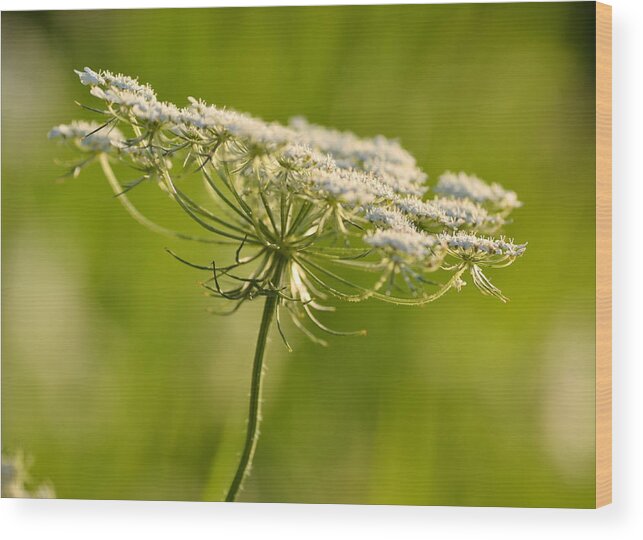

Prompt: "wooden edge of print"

[595,1,612,509]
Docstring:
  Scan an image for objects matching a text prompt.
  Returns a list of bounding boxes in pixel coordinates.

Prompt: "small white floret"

[435,171,521,210]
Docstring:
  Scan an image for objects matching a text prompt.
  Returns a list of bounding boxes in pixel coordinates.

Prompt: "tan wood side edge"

[595,1,612,509]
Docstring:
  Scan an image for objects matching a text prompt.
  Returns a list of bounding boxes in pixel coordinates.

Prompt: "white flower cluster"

[365,206,415,233]
[307,168,379,205]
[77,67,157,104]
[278,143,333,171]
[52,67,527,302]
[77,67,182,125]
[49,120,124,152]
[183,97,294,150]
[76,67,156,101]
[435,171,521,211]
[439,231,527,258]
[289,116,427,195]
[72,70,421,202]
[365,228,438,259]
[393,195,504,232]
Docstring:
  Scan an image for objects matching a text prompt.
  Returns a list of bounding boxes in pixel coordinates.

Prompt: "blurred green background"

[2,3,596,507]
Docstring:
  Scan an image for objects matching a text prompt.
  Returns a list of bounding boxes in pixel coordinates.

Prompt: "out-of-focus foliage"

[2,3,596,506]
[2,453,55,498]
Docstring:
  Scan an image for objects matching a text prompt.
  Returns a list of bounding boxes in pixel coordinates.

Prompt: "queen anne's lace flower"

[51,67,527,321]
[51,67,528,503]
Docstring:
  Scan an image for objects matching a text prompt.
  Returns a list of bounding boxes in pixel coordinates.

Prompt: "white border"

[2,0,642,538]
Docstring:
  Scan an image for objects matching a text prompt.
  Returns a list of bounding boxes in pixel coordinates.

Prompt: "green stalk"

[225,258,285,502]
[98,153,232,245]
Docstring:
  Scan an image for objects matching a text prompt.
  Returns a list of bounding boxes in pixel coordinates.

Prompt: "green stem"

[225,258,285,502]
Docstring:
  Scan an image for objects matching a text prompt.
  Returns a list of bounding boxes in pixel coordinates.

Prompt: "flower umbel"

[51,67,527,501]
